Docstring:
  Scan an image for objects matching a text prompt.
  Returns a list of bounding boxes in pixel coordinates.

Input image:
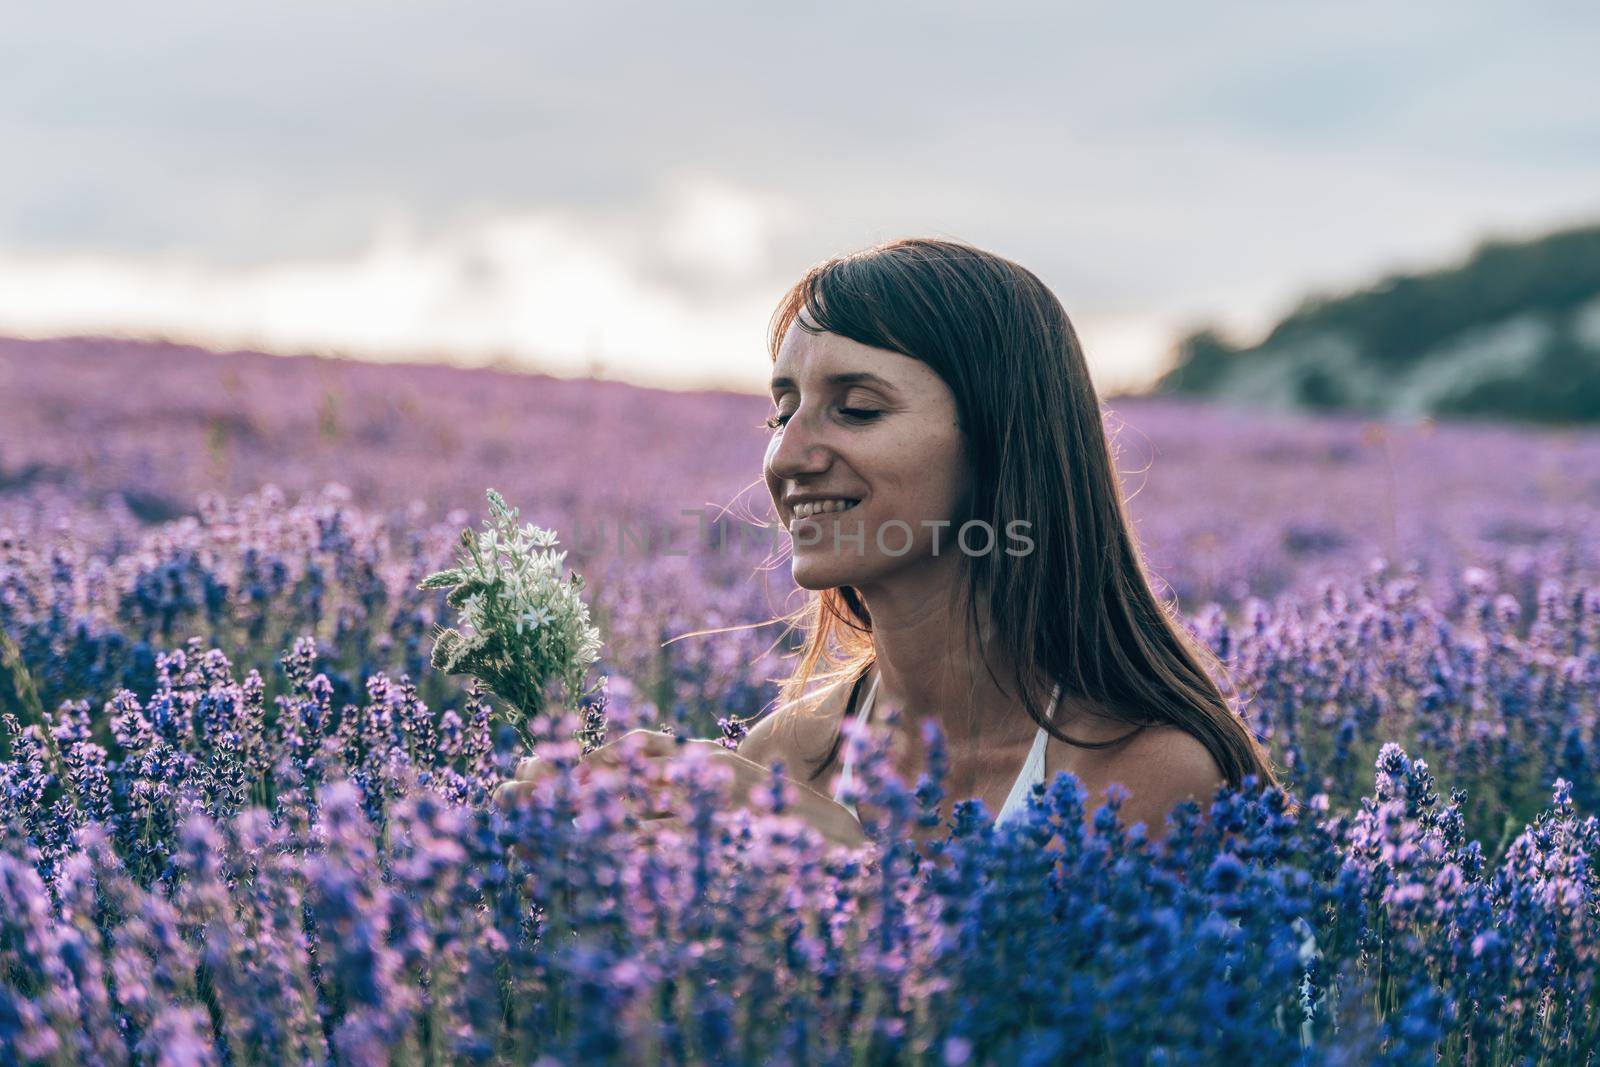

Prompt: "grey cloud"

[1,0,1596,323]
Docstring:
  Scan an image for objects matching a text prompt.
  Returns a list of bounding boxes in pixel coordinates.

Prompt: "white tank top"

[830,667,1063,828]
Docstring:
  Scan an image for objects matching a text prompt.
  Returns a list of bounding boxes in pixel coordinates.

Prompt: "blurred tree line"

[1155,222,1600,423]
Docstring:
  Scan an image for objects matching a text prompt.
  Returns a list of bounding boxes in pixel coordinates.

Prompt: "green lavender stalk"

[418,489,605,730]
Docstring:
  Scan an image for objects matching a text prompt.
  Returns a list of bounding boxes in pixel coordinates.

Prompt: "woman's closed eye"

[761,407,884,431]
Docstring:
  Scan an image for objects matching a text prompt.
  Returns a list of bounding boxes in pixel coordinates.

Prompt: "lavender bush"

[2,337,1599,1063]
[1,628,1595,1063]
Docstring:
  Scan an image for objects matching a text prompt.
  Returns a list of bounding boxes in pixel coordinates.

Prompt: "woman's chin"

[790,553,870,591]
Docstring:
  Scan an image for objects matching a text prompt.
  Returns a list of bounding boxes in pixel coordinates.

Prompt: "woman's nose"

[765,408,833,480]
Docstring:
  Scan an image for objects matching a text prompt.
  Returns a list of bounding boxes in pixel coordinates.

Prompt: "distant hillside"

[1153,221,1600,423]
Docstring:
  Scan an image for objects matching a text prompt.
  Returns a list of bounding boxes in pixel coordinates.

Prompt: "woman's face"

[764,315,971,591]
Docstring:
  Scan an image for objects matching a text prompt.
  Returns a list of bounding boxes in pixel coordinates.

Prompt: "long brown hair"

[763,237,1287,807]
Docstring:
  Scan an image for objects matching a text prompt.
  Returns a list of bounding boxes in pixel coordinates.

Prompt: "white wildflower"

[418,488,606,727]
[516,604,555,635]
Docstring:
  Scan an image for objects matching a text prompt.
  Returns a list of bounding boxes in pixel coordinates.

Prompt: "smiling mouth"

[789,499,862,522]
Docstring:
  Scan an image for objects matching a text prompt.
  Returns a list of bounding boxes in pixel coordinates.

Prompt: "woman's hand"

[492,729,868,849]
[491,728,672,810]
[491,729,718,814]
[621,738,871,850]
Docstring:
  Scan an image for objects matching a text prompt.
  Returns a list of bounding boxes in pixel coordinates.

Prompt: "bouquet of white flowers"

[419,489,605,729]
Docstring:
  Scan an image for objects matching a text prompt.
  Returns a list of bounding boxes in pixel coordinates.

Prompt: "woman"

[497,237,1286,849]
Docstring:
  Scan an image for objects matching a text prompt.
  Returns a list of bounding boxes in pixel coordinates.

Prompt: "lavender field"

[3,336,1599,1064]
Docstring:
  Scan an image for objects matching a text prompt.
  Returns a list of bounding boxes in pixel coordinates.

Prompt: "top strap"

[832,663,880,811]
[994,682,1063,828]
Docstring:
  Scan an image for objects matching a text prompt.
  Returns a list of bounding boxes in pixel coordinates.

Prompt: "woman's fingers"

[497,734,757,815]
[595,729,683,764]
[516,732,717,779]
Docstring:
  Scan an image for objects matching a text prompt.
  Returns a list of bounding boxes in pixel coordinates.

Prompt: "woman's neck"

[855,564,1043,760]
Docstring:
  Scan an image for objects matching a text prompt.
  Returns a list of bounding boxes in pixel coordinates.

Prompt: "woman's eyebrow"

[769,371,897,394]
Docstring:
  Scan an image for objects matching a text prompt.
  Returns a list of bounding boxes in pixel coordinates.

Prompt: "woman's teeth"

[792,499,860,519]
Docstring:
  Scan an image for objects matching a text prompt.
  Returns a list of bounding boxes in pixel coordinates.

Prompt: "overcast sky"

[2,1,1597,394]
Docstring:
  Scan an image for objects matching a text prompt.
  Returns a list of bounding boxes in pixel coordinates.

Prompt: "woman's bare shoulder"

[1070,724,1227,838]
[736,674,856,771]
